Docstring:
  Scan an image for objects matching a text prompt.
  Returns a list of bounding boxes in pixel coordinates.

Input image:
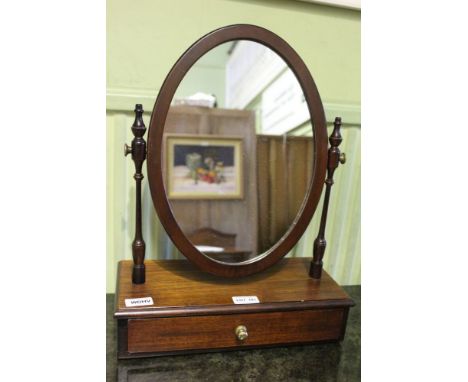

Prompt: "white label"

[232,296,260,304]
[125,297,154,307]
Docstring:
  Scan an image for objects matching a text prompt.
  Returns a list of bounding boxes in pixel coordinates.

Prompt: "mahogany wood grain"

[127,308,345,354]
[114,257,353,319]
[115,258,353,358]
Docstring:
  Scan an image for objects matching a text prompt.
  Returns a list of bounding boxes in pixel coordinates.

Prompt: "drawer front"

[127,308,345,354]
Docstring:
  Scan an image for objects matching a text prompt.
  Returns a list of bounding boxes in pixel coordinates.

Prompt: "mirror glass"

[162,40,314,263]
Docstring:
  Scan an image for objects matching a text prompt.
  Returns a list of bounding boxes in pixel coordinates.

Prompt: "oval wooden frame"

[147,24,328,277]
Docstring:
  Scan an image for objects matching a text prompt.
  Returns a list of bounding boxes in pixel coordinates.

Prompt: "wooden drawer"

[126,308,346,354]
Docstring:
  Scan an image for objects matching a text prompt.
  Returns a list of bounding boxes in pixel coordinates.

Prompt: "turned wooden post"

[124,104,147,284]
[310,117,346,279]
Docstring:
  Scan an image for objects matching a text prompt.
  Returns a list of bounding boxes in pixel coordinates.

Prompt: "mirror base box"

[114,258,354,359]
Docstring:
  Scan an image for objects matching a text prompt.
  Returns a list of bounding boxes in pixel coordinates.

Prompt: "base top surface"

[115,257,352,319]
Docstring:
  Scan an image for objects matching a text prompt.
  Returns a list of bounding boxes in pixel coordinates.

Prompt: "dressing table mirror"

[114,24,354,359]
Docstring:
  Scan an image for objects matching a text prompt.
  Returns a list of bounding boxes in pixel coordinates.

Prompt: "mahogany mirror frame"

[147,24,328,278]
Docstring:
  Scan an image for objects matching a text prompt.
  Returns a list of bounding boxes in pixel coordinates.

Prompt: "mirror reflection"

[162,41,314,263]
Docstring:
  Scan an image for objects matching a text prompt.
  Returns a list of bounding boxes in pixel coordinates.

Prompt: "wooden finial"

[310,117,345,279]
[125,104,147,284]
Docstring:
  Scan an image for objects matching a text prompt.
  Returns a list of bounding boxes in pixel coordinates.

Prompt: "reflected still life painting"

[166,135,243,199]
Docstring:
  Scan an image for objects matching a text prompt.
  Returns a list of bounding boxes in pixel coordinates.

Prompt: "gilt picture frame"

[165,134,244,200]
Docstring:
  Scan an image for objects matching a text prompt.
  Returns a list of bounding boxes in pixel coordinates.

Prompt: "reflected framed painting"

[165,135,243,200]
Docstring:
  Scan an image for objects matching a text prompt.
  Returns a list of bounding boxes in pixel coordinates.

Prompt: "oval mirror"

[147,25,328,277]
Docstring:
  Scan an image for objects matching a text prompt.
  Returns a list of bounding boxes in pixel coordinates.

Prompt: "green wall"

[107,0,361,292]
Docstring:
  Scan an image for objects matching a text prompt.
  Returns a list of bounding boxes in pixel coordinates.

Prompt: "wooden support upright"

[124,104,147,284]
[310,117,346,279]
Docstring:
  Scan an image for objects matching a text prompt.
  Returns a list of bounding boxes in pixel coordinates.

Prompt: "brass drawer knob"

[124,143,132,156]
[235,325,248,341]
[339,152,346,164]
